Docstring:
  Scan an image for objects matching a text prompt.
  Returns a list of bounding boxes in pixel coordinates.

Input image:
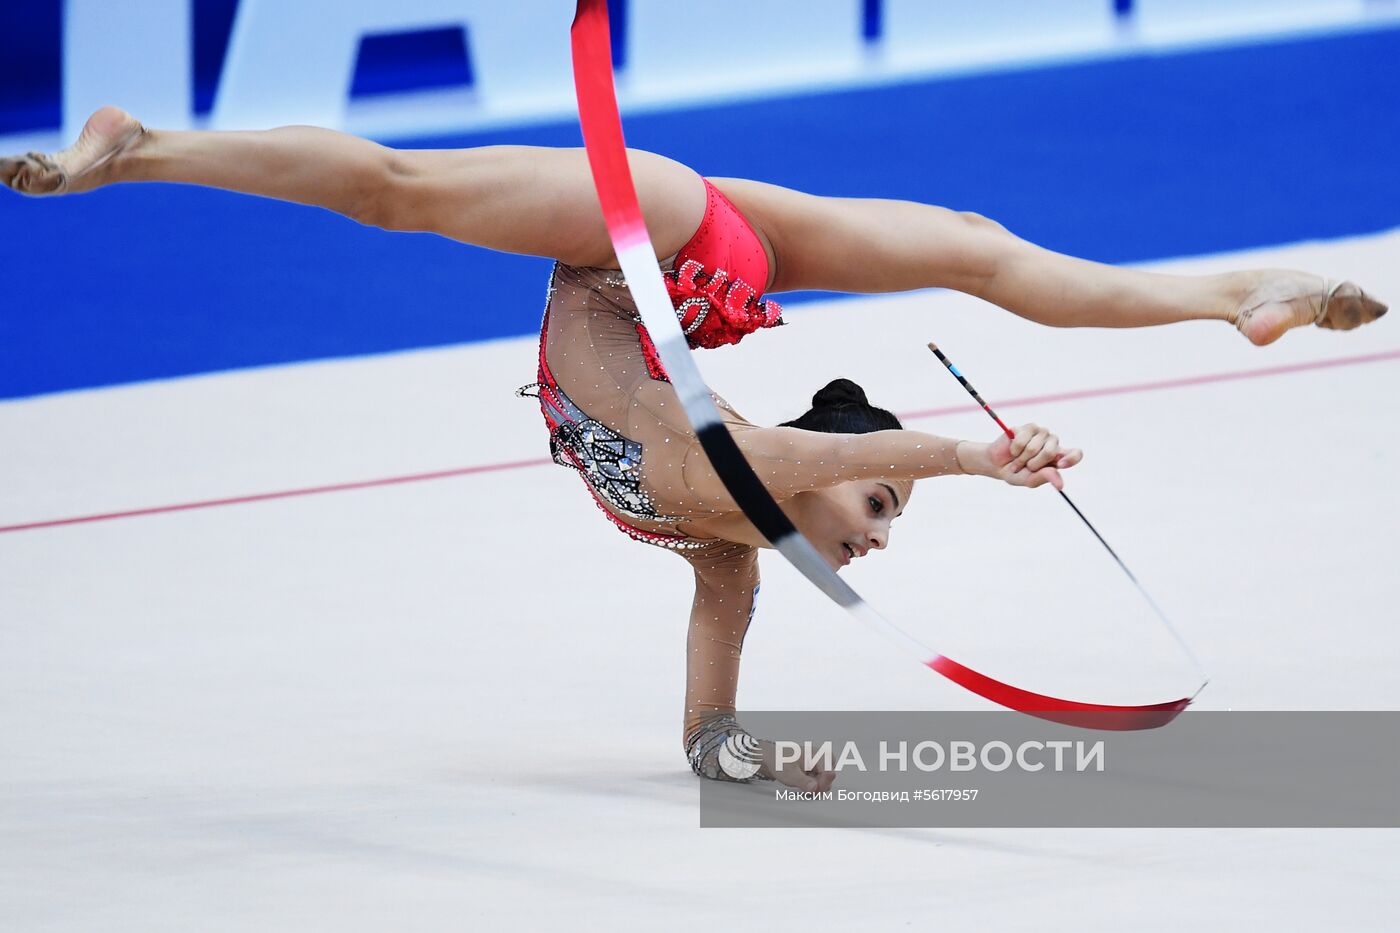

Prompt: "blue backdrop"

[2,26,1399,399]
[0,0,629,133]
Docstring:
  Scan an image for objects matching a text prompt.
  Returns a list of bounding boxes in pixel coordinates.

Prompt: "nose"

[868,528,887,552]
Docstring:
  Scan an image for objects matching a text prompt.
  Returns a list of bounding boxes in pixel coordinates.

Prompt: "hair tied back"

[812,378,870,409]
[780,378,903,435]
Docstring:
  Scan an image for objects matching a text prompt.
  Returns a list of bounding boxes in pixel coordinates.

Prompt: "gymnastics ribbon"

[569,0,1195,730]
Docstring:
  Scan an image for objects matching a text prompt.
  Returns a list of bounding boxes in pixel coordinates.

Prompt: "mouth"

[841,542,856,565]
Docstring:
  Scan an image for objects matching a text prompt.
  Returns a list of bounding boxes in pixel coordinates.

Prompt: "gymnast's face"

[788,477,913,571]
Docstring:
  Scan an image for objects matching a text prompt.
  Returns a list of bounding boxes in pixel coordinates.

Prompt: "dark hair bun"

[812,378,870,409]
[780,377,903,436]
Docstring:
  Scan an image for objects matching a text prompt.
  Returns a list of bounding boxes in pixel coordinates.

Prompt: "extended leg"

[714,177,1387,346]
[1,107,706,267]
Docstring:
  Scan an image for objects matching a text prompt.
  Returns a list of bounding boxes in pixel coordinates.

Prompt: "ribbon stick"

[929,342,1209,685]
[569,0,1195,729]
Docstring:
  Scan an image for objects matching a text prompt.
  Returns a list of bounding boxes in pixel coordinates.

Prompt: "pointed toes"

[1318,281,1387,331]
[0,153,65,195]
[0,154,35,191]
[1363,293,1388,322]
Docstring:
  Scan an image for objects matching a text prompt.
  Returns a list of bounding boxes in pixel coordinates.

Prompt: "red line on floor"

[896,346,1400,421]
[0,459,552,534]
[2,348,1396,535]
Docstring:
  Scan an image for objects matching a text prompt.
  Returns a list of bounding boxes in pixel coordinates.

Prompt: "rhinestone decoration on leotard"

[519,270,711,551]
[533,376,710,551]
[593,261,782,350]
[541,382,677,523]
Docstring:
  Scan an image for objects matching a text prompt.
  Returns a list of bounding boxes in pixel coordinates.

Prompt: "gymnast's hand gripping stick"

[928,342,1210,690]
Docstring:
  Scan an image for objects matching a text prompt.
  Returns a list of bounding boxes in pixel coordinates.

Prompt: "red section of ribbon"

[571,0,646,248]
[928,657,1189,730]
[568,0,1191,729]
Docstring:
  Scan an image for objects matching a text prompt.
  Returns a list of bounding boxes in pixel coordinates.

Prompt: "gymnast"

[4,108,1385,789]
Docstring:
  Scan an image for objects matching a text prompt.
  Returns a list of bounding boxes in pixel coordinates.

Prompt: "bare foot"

[0,106,145,197]
[1231,271,1388,346]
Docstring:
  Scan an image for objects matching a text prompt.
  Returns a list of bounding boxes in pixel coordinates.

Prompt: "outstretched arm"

[684,421,1081,509]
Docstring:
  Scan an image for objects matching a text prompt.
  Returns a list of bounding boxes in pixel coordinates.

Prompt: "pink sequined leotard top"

[663,179,782,350]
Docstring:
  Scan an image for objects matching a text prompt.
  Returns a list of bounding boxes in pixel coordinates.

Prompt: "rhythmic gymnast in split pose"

[4,108,1386,790]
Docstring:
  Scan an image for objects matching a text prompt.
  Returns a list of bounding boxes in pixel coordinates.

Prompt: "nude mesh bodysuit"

[525,181,965,772]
